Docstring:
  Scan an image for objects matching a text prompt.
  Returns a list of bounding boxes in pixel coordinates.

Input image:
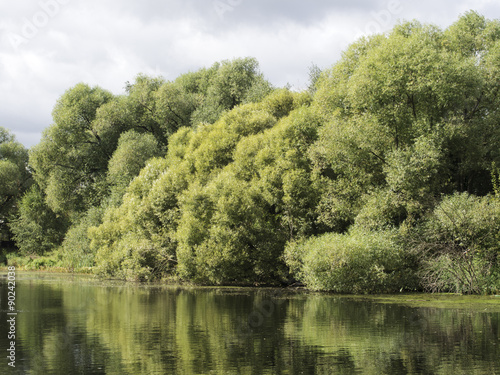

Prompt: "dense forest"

[1,11,500,294]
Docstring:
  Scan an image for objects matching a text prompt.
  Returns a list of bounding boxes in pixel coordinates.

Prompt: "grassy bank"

[0,250,92,273]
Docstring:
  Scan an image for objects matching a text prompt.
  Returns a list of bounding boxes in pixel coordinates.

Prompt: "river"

[1,272,499,374]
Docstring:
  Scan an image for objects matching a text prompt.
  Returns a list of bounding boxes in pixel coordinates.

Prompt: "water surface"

[1,272,499,374]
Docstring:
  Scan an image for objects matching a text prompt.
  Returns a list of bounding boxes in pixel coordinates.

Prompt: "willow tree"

[30,84,115,216]
[89,89,317,283]
[0,127,30,244]
[311,11,500,230]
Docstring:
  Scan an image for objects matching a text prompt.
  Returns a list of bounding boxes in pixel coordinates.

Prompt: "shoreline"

[2,269,500,303]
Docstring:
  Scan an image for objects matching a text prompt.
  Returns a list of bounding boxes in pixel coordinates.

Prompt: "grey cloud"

[210,0,387,25]
[1,0,499,148]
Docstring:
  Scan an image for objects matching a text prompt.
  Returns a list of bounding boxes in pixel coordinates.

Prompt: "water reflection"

[0,273,499,374]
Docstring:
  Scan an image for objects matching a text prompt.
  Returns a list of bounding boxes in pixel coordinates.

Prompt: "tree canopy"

[311,11,500,232]
[0,127,30,243]
[4,12,500,293]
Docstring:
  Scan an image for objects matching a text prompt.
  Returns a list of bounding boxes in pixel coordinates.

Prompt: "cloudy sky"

[1,0,499,148]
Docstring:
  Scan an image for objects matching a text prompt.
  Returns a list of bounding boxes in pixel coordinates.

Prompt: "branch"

[464,93,483,121]
[166,103,185,125]
[368,150,388,165]
[54,163,78,170]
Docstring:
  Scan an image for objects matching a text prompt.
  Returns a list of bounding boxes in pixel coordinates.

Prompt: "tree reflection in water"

[1,273,499,374]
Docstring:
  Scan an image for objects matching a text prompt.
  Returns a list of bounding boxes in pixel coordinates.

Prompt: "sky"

[1,0,499,148]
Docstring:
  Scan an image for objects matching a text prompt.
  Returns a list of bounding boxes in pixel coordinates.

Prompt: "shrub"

[9,185,68,256]
[59,206,104,270]
[354,189,407,231]
[5,251,63,270]
[417,192,500,294]
[176,170,287,284]
[285,229,419,293]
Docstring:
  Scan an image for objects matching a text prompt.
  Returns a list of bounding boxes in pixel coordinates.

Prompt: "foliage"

[107,130,161,195]
[59,206,104,270]
[307,64,322,94]
[8,14,500,293]
[492,162,500,197]
[30,83,115,215]
[9,184,68,256]
[285,228,419,293]
[416,193,500,294]
[122,74,199,147]
[4,250,66,270]
[90,89,319,282]
[22,57,270,263]
[175,170,286,284]
[311,13,500,233]
[0,127,30,243]
[176,103,321,283]
[189,57,273,125]
[90,158,180,281]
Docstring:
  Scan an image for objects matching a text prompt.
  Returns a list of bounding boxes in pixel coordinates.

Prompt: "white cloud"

[0,0,499,147]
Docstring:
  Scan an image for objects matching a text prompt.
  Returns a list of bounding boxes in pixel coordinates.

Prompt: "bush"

[354,189,407,231]
[417,192,500,294]
[97,234,170,281]
[419,254,500,294]
[5,251,63,270]
[9,185,68,256]
[285,229,419,293]
[59,206,104,270]
[90,158,181,281]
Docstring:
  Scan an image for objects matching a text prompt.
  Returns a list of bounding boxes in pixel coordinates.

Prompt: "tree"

[9,184,67,255]
[107,130,161,196]
[122,74,196,148]
[311,13,500,231]
[30,83,114,215]
[307,63,322,94]
[90,88,320,283]
[0,127,30,244]
[176,103,323,284]
[190,57,273,125]
[176,169,286,284]
[26,58,273,260]
[90,158,179,281]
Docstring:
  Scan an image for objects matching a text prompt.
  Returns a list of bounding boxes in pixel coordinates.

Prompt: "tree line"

[1,11,500,293]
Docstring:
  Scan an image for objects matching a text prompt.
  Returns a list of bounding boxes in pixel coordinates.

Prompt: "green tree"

[122,74,199,148]
[0,127,30,244]
[29,58,274,264]
[9,184,68,255]
[91,158,179,280]
[176,170,286,283]
[174,91,319,283]
[444,10,500,57]
[90,88,316,282]
[190,57,273,125]
[59,205,104,270]
[307,63,322,94]
[311,13,500,231]
[30,83,114,215]
[107,130,161,196]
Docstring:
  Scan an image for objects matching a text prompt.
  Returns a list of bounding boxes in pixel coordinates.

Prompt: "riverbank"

[3,265,500,307]
[0,254,291,287]
[2,270,500,309]
[2,249,500,294]
[0,251,91,273]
